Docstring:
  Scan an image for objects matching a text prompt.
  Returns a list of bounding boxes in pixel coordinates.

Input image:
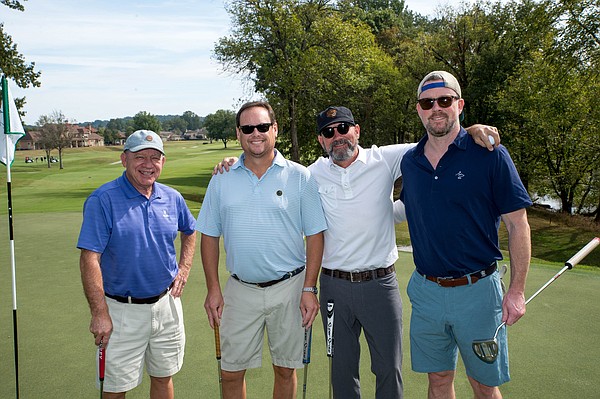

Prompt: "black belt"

[232,266,305,288]
[418,262,497,288]
[321,265,395,283]
[106,288,169,304]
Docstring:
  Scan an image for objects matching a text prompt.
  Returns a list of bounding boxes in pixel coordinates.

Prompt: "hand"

[204,289,224,329]
[90,310,113,347]
[212,157,238,175]
[170,271,188,298]
[468,124,500,151]
[501,288,526,326]
[300,291,319,329]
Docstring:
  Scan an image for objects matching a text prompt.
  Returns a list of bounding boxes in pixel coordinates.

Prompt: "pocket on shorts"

[168,294,184,326]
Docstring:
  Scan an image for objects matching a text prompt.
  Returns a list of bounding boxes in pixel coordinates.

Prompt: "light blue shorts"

[407,269,509,387]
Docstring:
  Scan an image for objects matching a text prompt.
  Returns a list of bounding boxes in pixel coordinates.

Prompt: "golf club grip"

[98,344,105,381]
[326,300,334,357]
[214,325,221,360]
[303,326,312,364]
[565,237,600,269]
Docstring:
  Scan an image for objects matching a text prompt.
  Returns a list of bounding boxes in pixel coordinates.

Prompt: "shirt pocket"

[318,185,338,210]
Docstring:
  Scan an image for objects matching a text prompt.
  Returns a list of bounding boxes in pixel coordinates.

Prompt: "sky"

[3,0,476,125]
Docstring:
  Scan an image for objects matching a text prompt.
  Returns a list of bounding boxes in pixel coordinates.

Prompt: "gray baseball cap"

[417,71,462,98]
[123,130,164,154]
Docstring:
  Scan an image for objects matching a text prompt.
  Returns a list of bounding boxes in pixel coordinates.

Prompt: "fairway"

[1,142,599,398]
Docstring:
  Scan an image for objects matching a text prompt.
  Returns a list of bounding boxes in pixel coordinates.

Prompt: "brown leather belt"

[418,262,497,288]
[232,265,305,288]
[106,288,169,304]
[321,265,395,283]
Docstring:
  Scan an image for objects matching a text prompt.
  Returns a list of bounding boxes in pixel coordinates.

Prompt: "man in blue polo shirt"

[197,101,327,399]
[78,130,197,398]
[400,71,532,398]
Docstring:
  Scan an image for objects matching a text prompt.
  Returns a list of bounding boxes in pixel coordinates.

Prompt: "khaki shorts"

[99,293,185,392]
[220,271,305,371]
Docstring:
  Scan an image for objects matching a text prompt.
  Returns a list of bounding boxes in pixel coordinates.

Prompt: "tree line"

[212,0,600,219]
[2,0,599,219]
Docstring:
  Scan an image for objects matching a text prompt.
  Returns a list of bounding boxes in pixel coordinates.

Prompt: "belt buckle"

[350,271,360,283]
[436,276,452,286]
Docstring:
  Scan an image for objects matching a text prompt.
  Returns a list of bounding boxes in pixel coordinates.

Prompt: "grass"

[0,142,599,398]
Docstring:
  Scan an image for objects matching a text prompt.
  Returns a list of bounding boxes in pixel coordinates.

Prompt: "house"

[16,124,105,150]
[17,130,43,150]
[67,124,104,147]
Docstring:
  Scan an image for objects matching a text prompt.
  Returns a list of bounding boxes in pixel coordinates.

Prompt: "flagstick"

[2,75,21,398]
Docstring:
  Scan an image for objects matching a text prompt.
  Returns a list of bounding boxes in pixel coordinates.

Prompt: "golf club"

[214,324,223,399]
[472,237,600,363]
[326,300,334,399]
[98,340,105,399]
[302,326,312,399]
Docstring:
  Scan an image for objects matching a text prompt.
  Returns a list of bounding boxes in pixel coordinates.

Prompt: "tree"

[182,110,202,130]
[203,109,236,148]
[215,0,403,163]
[1,1,42,111]
[498,50,600,214]
[131,111,161,134]
[162,116,188,134]
[36,111,71,169]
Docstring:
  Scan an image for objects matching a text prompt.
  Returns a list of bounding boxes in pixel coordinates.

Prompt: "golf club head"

[472,338,499,364]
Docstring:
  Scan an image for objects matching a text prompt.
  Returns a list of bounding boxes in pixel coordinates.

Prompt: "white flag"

[1,76,26,166]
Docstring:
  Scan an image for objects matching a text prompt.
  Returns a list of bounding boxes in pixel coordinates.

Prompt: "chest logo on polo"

[162,209,170,218]
[455,171,465,180]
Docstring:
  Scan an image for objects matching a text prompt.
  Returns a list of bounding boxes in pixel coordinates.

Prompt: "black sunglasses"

[418,96,459,110]
[239,123,273,134]
[319,122,352,139]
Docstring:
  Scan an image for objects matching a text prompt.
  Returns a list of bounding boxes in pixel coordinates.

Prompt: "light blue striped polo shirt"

[196,150,327,282]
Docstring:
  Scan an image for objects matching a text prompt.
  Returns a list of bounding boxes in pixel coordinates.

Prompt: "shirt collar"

[413,127,468,156]
[235,149,285,170]
[119,171,162,200]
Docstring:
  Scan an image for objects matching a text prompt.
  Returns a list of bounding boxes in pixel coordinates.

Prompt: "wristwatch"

[302,286,318,294]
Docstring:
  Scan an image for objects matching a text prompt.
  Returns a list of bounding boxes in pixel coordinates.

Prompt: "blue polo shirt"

[77,172,196,297]
[400,128,532,277]
[196,150,327,283]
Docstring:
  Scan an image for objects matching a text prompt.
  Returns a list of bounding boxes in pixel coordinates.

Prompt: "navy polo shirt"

[400,128,532,278]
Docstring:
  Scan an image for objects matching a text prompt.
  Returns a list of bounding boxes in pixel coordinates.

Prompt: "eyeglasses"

[319,123,352,139]
[417,96,459,110]
[239,123,273,134]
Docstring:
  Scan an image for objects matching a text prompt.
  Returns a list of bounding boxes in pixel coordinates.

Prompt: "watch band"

[302,286,318,294]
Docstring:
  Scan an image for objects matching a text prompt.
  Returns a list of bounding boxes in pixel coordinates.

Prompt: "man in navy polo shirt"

[400,71,532,398]
[78,130,196,398]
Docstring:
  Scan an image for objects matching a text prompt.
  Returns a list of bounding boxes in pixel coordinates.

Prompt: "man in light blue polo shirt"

[197,101,327,399]
[78,130,197,398]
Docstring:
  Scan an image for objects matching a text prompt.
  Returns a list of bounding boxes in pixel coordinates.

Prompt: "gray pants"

[319,271,403,399]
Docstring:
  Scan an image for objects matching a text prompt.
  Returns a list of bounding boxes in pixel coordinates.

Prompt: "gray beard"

[327,138,356,162]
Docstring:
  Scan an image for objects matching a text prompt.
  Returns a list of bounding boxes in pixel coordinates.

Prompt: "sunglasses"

[418,96,459,110]
[319,123,352,139]
[239,123,273,134]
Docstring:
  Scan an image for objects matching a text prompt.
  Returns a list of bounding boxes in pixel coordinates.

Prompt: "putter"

[98,341,105,399]
[214,324,223,399]
[472,237,600,363]
[302,326,312,399]
[326,300,334,399]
